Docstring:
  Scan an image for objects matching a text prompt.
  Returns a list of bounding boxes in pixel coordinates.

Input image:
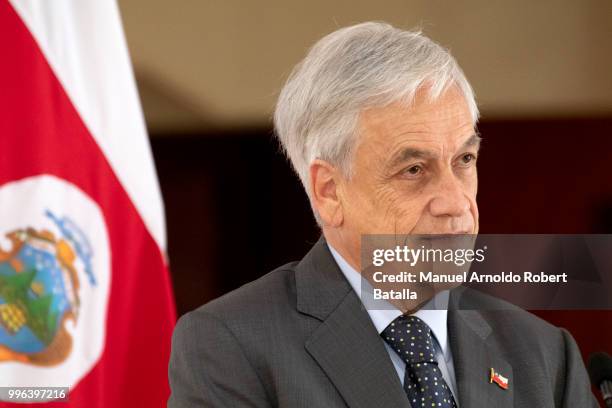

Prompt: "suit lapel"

[305,292,411,408]
[297,238,410,408]
[448,290,514,408]
[295,239,517,408]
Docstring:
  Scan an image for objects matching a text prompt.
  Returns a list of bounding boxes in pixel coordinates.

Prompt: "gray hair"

[274,21,479,200]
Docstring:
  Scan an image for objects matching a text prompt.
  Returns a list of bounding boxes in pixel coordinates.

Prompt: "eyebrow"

[463,133,482,149]
[388,132,482,169]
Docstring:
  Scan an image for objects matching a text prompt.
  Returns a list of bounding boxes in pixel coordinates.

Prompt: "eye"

[403,165,423,176]
[460,153,477,165]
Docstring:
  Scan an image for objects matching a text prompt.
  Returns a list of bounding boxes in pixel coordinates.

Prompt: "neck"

[324,230,440,314]
[322,228,361,271]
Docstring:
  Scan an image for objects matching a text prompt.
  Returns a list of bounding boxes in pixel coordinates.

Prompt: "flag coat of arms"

[0,0,176,406]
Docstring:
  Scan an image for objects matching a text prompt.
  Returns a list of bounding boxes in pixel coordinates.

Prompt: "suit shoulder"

[484,305,562,341]
[455,287,561,336]
[462,290,570,374]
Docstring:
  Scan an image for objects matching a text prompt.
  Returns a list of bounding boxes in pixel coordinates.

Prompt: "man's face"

[337,87,480,255]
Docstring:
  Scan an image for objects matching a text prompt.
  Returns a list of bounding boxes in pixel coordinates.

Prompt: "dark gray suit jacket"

[168,238,599,407]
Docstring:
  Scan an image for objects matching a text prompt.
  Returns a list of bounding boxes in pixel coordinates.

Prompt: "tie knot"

[381,315,436,365]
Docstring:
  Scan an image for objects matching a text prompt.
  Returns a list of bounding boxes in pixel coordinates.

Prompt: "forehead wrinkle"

[376,110,473,147]
[357,95,476,171]
[359,119,434,158]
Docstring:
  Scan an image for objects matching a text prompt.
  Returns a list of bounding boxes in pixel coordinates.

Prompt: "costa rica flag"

[0,0,176,406]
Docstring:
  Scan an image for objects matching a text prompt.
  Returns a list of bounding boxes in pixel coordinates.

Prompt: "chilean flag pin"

[490,368,509,390]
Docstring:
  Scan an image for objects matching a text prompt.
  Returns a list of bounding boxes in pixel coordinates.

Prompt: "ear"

[309,159,343,227]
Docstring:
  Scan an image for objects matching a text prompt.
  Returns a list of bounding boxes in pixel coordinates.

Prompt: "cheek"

[340,184,376,226]
[467,172,479,203]
[470,184,480,221]
[457,167,479,199]
[465,172,479,229]
[372,185,425,231]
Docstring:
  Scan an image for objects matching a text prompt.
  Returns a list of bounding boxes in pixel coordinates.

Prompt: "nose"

[428,171,471,219]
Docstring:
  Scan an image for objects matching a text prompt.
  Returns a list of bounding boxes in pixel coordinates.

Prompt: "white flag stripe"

[9,0,167,252]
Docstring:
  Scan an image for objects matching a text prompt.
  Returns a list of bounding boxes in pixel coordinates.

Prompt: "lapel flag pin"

[489,368,509,390]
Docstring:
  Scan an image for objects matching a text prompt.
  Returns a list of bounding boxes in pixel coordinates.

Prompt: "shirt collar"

[327,243,450,358]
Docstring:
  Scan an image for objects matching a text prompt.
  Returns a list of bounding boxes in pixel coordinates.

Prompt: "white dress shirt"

[328,244,459,401]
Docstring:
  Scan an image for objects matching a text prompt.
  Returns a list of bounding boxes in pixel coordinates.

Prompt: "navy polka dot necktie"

[381,315,457,408]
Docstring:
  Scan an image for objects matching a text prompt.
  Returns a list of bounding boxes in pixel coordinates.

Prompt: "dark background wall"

[152,117,612,371]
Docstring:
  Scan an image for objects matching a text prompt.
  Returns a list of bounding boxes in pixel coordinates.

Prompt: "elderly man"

[168,22,597,407]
